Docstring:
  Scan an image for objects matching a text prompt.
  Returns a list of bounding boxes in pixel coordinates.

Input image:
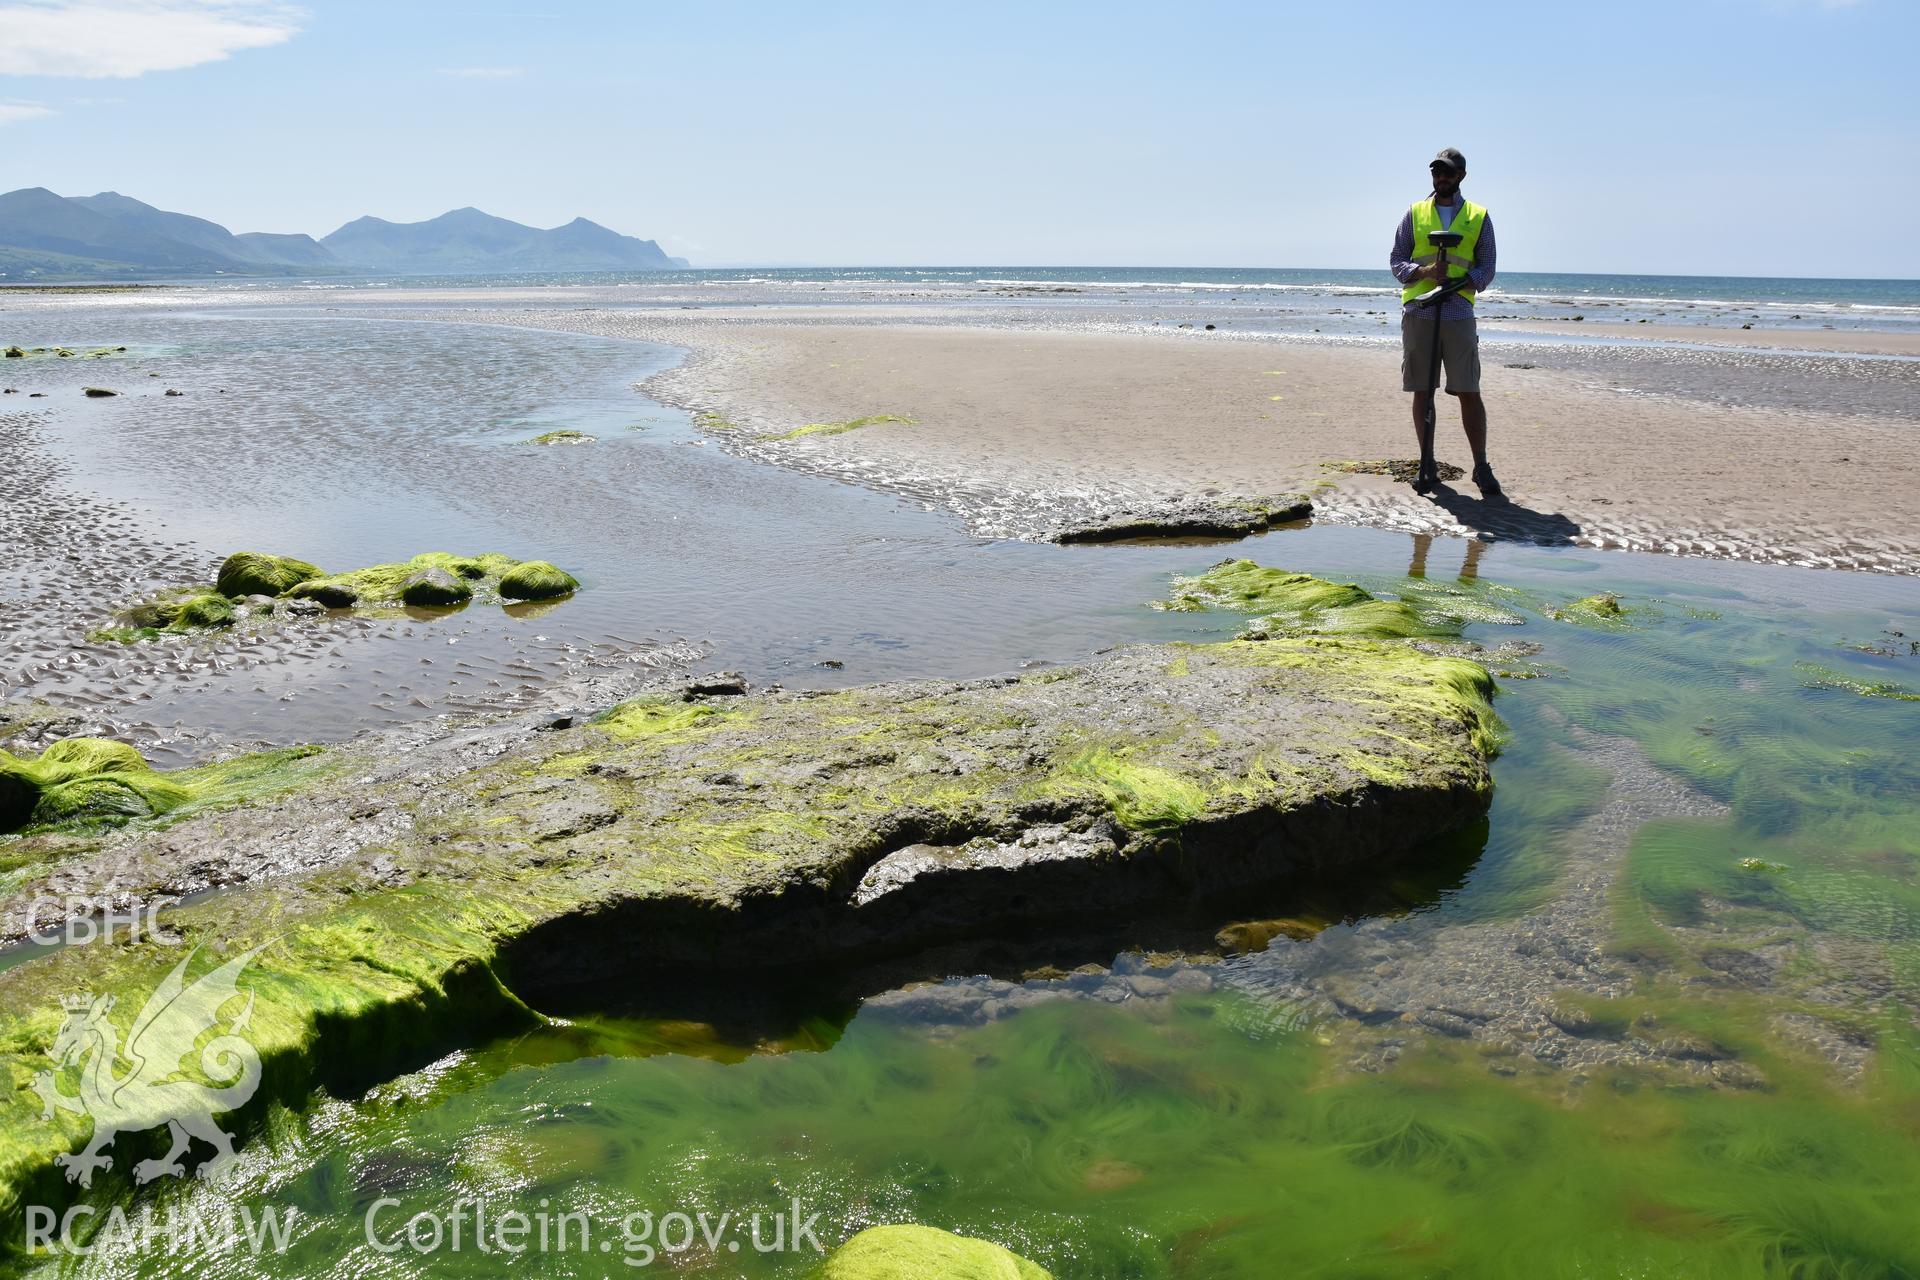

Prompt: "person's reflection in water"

[1408,532,1486,581]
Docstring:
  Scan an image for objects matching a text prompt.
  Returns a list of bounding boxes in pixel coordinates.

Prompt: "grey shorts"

[1401,309,1481,394]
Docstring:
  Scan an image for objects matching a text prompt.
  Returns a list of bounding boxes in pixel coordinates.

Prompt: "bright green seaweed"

[0,738,328,834]
[770,414,914,442]
[104,550,580,637]
[13,555,1920,1279]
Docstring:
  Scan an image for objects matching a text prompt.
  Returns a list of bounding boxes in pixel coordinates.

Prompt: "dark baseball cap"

[1430,148,1466,173]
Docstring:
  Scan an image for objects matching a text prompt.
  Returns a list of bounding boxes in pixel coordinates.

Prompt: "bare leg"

[1409,390,1434,451]
[1459,537,1486,580]
[1457,392,1488,463]
[1408,532,1432,579]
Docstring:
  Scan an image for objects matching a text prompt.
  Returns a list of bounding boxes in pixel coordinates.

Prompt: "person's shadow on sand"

[1423,485,1582,546]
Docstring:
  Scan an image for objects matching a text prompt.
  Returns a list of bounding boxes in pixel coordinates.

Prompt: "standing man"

[1390,147,1501,498]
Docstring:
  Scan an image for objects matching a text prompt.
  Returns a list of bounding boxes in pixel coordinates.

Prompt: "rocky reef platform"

[0,613,1497,1228]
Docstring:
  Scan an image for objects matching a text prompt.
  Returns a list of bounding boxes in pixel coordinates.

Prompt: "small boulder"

[31,777,156,826]
[285,577,359,608]
[689,671,748,696]
[122,589,235,631]
[215,551,324,598]
[399,566,472,607]
[818,1225,1051,1279]
[82,387,118,397]
[498,559,578,601]
[3,346,23,358]
[164,389,184,397]
[172,592,237,629]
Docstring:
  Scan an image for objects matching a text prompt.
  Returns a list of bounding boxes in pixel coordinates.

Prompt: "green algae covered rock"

[818,1225,1051,1279]
[1158,559,1456,641]
[399,566,471,607]
[498,559,578,601]
[0,738,187,831]
[284,577,359,608]
[0,626,1495,1229]
[315,553,527,606]
[103,551,581,639]
[30,776,158,825]
[1549,592,1628,624]
[771,413,914,442]
[114,587,239,636]
[0,736,327,835]
[526,429,596,445]
[215,551,323,599]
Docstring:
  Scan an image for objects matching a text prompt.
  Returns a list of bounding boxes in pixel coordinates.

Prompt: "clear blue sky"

[2,0,1913,276]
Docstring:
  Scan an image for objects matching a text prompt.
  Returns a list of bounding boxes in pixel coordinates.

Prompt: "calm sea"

[217,265,1920,336]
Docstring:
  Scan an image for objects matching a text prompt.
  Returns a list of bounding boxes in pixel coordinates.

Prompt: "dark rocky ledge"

[0,630,1495,1227]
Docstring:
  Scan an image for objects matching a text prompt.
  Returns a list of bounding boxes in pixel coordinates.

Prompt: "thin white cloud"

[0,1,304,79]
[0,101,57,124]
[436,67,525,79]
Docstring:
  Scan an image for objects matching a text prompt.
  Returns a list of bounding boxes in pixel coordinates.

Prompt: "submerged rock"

[817,1225,1051,1279]
[1547,592,1628,624]
[1158,559,1458,641]
[526,429,596,445]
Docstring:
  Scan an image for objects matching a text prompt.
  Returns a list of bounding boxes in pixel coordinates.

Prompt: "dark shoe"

[1412,459,1440,494]
[1472,461,1504,500]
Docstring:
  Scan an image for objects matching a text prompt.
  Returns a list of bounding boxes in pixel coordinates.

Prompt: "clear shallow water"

[7,306,1920,1277]
[0,310,1255,756]
[15,307,1903,763]
[42,514,1920,1279]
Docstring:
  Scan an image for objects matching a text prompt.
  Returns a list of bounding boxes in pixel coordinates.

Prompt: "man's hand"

[1418,262,1448,283]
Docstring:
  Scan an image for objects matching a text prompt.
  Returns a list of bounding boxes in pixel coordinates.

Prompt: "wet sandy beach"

[454,304,1920,572]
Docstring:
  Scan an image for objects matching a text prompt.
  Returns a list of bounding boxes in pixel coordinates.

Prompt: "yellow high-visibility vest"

[1402,198,1487,305]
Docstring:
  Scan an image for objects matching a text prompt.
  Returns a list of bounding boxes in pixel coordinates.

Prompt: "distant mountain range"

[0,188,690,281]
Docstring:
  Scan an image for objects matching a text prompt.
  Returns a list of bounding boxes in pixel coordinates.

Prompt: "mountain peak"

[317,202,682,273]
[0,187,688,280]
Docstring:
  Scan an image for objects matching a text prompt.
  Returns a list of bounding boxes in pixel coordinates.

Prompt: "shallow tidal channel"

[5,305,1920,1277]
